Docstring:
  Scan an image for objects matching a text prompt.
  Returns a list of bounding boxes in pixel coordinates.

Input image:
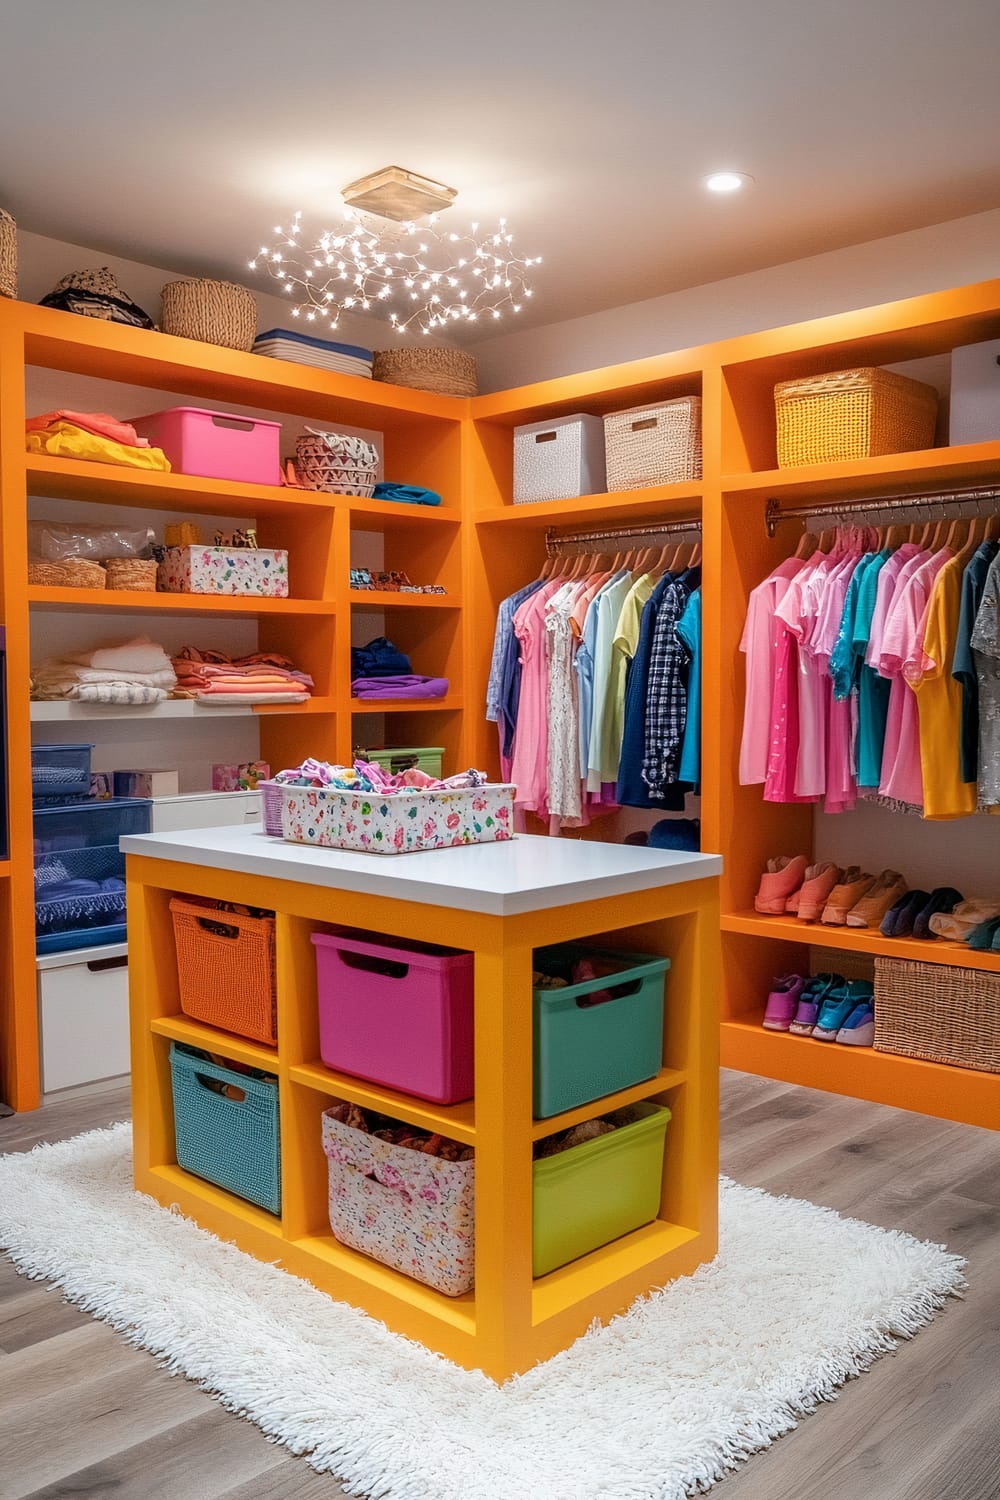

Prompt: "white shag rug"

[0,1123,964,1500]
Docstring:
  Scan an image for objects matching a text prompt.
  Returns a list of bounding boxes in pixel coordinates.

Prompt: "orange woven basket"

[774,367,938,468]
[169,897,277,1045]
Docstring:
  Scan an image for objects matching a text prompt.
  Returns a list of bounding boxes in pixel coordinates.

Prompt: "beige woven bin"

[774,367,938,468]
[373,347,477,398]
[161,278,257,352]
[604,396,702,490]
[0,209,15,299]
[105,557,158,591]
[873,956,1000,1074]
[27,559,107,590]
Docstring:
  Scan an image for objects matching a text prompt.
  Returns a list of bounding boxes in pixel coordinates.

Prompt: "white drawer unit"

[37,944,130,1092]
[150,790,262,832]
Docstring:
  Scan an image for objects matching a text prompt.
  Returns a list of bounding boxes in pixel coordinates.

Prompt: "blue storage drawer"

[33,797,151,953]
[31,743,93,800]
[170,1043,281,1213]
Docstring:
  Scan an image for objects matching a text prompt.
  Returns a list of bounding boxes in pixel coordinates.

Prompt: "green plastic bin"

[533,1102,671,1277]
[358,746,444,777]
[532,945,669,1119]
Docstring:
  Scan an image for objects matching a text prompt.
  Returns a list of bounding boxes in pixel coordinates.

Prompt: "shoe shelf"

[721,911,1000,975]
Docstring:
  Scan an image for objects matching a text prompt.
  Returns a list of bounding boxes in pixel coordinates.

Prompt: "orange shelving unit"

[3,278,1000,1129]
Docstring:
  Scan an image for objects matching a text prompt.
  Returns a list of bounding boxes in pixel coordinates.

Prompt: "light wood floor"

[1,1070,997,1500]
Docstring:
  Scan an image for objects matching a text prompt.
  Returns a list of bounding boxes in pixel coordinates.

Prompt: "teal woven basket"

[169,1043,281,1214]
[532,946,670,1119]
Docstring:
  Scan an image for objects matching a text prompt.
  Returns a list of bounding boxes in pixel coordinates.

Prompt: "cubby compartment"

[170,895,277,1044]
[169,1041,281,1214]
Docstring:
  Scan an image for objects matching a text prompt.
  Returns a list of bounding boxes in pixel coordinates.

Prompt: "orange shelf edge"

[721,911,1000,974]
[27,585,336,615]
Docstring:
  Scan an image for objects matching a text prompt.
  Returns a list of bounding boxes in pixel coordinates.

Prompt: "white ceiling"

[2,0,999,341]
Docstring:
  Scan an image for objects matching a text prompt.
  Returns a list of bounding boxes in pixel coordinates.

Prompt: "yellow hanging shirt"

[911,556,978,818]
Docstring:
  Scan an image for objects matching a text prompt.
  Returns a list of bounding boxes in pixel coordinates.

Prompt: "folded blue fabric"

[255,328,373,360]
[372,482,443,507]
[350,636,412,679]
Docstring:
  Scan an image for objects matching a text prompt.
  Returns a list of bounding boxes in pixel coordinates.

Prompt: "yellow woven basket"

[774,367,938,468]
[873,956,1000,1074]
[27,559,106,589]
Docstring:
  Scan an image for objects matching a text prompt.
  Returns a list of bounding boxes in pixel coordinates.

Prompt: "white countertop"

[121,825,722,917]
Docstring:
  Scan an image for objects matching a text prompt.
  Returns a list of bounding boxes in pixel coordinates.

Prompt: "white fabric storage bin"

[150,791,261,832]
[950,338,1000,445]
[37,944,129,1091]
[513,414,605,504]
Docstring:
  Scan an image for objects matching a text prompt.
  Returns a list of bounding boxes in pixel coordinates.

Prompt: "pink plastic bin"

[311,930,474,1104]
[131,407,282,486]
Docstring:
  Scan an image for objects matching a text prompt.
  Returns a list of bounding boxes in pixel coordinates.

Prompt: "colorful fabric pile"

[31,636,176,705]
[332,1102,473,1161]
[272,758,487,795]
[172,647,313,705]
[26,409,170,471]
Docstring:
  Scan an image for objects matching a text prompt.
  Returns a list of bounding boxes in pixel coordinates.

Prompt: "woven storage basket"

[105,557,157,591]
[0,209,15,299]
[170,897,277,1044]
[774,367,938,468]
[373,347,477,398]
[603,396,702,490]
[259,780,284,837]
[295,431,378,496]
[161,278,257,352]
[874,956,1000,1074]
[27,559,106,589]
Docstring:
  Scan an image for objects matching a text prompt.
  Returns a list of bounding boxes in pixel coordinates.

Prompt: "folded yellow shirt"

[26,421,171,472]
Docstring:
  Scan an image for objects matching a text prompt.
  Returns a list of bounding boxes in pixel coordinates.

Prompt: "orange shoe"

[845,870,907,928]
[755,855,808,915]
[789,862,843,922]
[820,867,875,926]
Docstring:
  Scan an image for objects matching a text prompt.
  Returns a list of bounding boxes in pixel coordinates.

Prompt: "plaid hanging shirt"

[641,577,693,797]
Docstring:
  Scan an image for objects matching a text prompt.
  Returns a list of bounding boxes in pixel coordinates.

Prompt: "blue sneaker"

[813,980,873,1042]
[835,1000,875,1047]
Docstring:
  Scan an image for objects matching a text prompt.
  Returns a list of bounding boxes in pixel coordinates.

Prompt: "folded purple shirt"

[351,674,449,700]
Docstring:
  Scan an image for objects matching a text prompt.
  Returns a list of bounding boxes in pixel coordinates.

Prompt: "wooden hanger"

[687,538,703,567]
[986,511,1000,541]
[793,529,818,559]
[883,523,908,549]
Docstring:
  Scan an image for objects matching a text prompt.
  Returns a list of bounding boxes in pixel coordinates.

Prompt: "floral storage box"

[157,545,289,597]
[322,1106,475,1296]
[280,782,515,855]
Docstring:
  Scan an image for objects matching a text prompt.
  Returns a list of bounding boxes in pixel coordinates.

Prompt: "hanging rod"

[545,515,701,557]
[765,484,1000,538]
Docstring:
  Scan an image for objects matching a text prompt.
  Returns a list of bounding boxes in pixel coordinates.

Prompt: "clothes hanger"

[883,523,908,549]
[927,518,949,551]
[986,511,1000,541]
[687,538,702,567]
[538,554,556,580]
[793,529,817,560]
[816,527,837,553]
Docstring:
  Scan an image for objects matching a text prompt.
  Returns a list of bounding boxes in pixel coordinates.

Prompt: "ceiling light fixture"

[249,165,540,335]
[704,171,752,193]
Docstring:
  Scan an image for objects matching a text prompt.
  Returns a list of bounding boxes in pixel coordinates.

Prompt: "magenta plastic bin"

[311,930,474,1104]
[131,407,282,486]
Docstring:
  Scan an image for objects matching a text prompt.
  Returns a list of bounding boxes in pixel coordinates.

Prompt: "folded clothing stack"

[31,636,176,705]
[253,328,373,378]
[26,409,171,471]
[350,635,448,700]
[172,646,314,705]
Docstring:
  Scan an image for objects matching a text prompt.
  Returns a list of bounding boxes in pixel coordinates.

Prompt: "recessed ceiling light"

[704,171,752,193]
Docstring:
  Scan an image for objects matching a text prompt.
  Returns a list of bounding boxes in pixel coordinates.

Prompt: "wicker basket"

[295,431,378,496]
[874,956,1000,1074]
[105,557,158,591]
[161,278,257,352]
[604,396,702,490]
[774,367,938,468]
[373,347,477,398]
[27,559,106,589]
[0,209,15,300]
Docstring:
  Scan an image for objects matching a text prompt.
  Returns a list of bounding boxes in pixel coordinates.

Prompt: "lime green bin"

[532,1102,671,1277]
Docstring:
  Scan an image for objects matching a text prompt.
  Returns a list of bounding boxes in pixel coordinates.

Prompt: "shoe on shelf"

[788,862,842,921]
[845,870,908,929]
[912,887,963,940]
[820,868,875,926]
[880,888,930,938]
[788,972,843,1037]
[762,974,807,1031]
[813,980,873,1042]
[835,997,876,1047]
[930,899,1000,942]
[755,855,808,915]
[967,915,1000,951]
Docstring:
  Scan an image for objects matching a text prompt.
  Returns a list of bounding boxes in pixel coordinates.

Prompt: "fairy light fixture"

[248,166,540,336]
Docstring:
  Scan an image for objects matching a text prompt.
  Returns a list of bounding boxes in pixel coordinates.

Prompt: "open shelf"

[289,1060,476,1145]
[722,439,1000,500]
[349,590,460,610]
[531,1219,700,1324]
[474,481,702,531]
[292,1231,477,1333]
[350,694,464,714]
[30,696,335,720]
[530,1069,685,1141]
[25,453,335,516]
[27,585,335,615]
[150,1013,278,1071]
[722,910,1000,974]
[147,1162,283,1234]
[720,1020,999,1129]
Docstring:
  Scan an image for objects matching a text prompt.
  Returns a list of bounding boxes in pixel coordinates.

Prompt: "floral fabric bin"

[280,782,515,855]
[157,545,289,597]
[322,1106,475,1295]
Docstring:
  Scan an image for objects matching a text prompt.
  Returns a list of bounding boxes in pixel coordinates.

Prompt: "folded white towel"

[62,636,173,675]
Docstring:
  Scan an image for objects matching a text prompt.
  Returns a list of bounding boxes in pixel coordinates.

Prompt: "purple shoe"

[763,974,807,1031]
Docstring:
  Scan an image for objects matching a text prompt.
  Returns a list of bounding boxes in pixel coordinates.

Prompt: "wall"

[469,208,1000,391]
